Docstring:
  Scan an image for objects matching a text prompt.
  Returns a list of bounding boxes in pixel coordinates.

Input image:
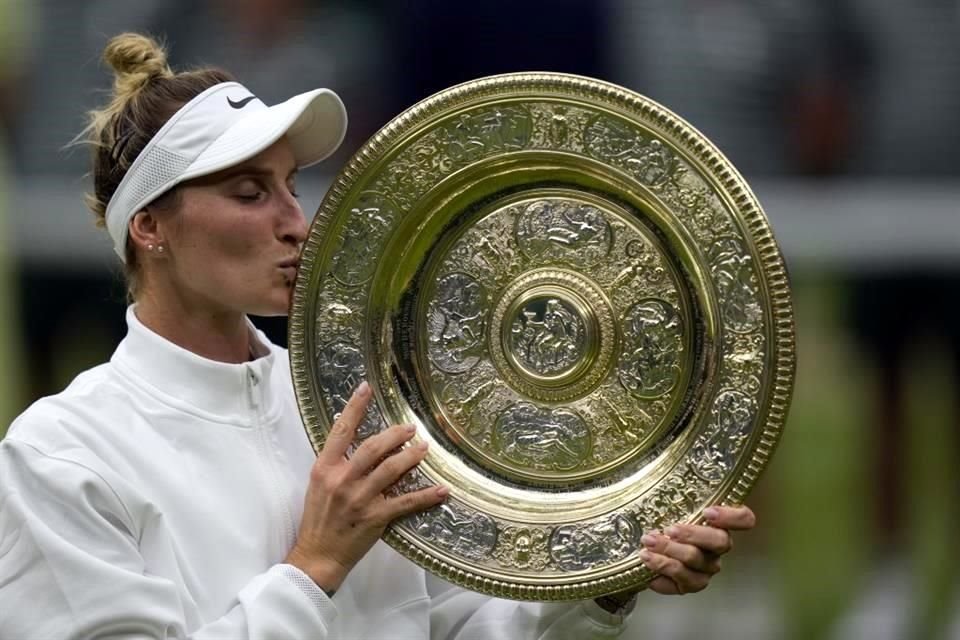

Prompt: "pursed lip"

[278,258,299,282]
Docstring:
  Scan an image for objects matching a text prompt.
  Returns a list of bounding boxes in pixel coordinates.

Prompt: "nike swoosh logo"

[227,95,257,109]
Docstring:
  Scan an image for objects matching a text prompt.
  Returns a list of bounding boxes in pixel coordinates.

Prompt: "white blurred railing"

[11,177,960,269]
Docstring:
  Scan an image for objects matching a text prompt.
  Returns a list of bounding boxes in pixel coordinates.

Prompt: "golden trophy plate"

[289,73,795,600]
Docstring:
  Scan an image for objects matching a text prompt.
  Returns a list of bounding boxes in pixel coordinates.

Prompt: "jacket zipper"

[246,366,296,550]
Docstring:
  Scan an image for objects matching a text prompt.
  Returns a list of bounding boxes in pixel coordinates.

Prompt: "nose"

[279,194,308,246]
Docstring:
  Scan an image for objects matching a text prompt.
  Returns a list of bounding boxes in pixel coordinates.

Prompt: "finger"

[662,524,733,557]
[648,575,682,596]
[641,532,722,574]
[378,485,449,523]
[348,423,418,479]
[362,440,429,495]
[319,382,372,463]
[703,505,756,530]
[640,549,711,595]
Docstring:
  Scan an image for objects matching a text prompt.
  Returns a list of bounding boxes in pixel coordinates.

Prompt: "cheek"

[182,215,265,263]
[215,234,262,261]
[168,198,281,302]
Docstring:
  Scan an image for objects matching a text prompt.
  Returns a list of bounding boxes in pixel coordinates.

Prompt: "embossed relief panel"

[410,194,693,486]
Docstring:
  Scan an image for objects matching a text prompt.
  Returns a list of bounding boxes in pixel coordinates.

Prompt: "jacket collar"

[112,306,278,424]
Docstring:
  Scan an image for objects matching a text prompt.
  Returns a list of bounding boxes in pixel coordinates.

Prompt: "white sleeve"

[426,572,635,640]
[0,439,337,639]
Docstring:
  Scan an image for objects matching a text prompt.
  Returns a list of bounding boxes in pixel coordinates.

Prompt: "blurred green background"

[1,1,957,638]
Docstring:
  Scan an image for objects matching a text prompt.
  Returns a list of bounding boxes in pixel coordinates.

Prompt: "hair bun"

[103,33,172,93]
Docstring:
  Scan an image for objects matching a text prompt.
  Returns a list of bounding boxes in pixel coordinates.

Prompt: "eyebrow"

[206,165,298,184]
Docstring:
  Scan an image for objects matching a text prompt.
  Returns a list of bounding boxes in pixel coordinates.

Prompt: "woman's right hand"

[285,381,448,593]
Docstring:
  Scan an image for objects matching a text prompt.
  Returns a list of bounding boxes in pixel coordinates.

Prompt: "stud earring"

[157,245,165,253]
[147,244,154,251]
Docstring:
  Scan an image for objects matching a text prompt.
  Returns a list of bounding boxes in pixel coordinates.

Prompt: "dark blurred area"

[1,1,958,638]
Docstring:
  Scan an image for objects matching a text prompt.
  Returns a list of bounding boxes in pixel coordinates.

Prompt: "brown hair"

[80,33,234,298]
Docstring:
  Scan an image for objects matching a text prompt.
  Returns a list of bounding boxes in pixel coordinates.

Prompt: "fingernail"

[356,381,370,398]
[416,441,429,452]
[640,534,658,547]
[639,549,653,564]
[436,486,449,497]
[703,507,719,521]
[404,423,417,434]
[665,526,680,538]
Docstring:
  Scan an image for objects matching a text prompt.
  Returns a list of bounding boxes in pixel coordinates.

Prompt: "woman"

[0,33,756,638]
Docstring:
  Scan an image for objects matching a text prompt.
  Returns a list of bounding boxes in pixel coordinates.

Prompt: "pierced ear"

[128,210,165,255]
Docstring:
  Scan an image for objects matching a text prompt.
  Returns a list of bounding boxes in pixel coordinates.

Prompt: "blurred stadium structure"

[1,1,958,639]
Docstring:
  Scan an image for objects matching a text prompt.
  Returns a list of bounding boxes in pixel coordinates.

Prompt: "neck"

[134,290,252,364]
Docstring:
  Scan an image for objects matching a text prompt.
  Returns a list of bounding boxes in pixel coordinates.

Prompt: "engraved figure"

[510,298,585,375]
[493,527,550,571]
[689,198,731,245]
[585,117,677,189]
[443,108,532,168]
[316,301,363,344]
[324,303,354,326]
[385,467,432,498]
[440,378,496,428]
[598,396,650,443]
[410,139,441,171]
[618,299,683,398]
[688,387,756,484]
[478,108,533,151]
[476,234,506,271]
[584,116,642,161]
[407,503,497,562]
[549,108,570,147]
[646,473,703,528]
[315,340,383,440]
[689,437,728,485]
[447,223,518,281]
[726,332,766,394]
[549,515,640,571]
[375,140,440,208]
[530,105,590,152]
[709,389,755,458]
[315,340,365,409]
[426,273,487,374]
[611,239,667,293]
[709,237,762,332]
[515,200,612,266]
[330,192,395,285]
[493,403,591,471]
[626,139,675,187]
[445,114,487,165]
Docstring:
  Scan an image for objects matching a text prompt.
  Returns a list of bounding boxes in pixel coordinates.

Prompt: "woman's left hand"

[640,504,756,595]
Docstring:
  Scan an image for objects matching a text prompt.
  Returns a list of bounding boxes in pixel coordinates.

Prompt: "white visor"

[105,81,347,260]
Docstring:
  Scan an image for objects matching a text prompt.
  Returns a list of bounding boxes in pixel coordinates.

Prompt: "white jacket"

[0,308,632,639]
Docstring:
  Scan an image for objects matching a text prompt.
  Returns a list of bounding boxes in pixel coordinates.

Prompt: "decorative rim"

[289,72,796,601]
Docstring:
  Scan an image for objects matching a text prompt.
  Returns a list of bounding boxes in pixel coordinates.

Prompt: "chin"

[246,290,293,318]
[260,300,292,318]
[252,307,290,318]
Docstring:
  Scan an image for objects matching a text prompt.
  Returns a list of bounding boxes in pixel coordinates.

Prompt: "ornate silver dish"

[289,72,795,600]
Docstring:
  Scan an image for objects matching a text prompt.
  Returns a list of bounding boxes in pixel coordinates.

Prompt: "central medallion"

[409,191,694,487]
[508,295,588,378]
[491,269,614,402]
